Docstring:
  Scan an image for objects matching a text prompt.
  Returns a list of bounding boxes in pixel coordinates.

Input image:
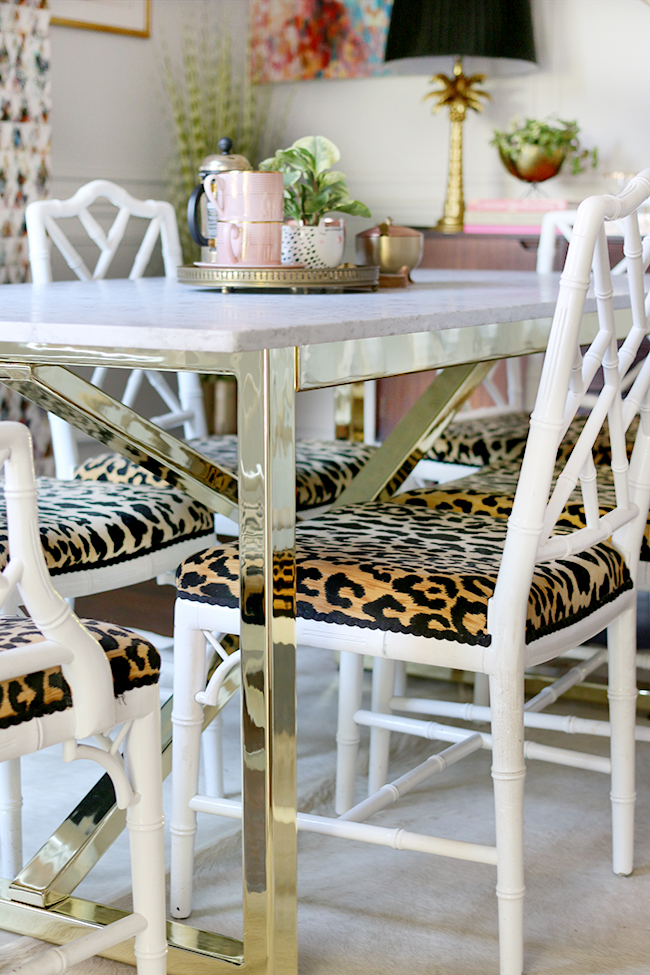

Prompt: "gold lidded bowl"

[355,218,423,274]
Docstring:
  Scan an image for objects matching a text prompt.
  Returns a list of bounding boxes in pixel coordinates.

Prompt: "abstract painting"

[251,0,393,82]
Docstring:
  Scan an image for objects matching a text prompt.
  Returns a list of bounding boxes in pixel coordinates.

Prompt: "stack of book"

[463,198,574,235]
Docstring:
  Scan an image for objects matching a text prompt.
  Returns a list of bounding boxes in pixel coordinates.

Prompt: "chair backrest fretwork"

[26,179,182,283]
[491,170,650,645]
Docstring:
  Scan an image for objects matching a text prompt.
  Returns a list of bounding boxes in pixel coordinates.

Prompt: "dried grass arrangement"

[160,5,287,261]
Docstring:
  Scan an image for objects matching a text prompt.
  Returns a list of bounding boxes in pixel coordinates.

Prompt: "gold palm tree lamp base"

[425,58,489,234]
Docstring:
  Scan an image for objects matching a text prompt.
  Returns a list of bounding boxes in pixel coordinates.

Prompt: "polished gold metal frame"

[50,0,150,38]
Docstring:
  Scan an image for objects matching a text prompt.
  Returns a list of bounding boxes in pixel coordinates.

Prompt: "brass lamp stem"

[425,58,489,235]
[435,107,465,233]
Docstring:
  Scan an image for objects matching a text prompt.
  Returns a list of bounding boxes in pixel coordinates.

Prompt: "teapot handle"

[187,184,209,247]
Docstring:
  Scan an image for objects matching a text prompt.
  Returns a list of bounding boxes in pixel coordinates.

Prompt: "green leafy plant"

[259,136,371,225]
[159,7,288,260]
[491,117,598,176]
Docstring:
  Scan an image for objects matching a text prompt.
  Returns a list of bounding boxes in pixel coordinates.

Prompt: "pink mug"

[204,171,284,222]
[217,220,282,265]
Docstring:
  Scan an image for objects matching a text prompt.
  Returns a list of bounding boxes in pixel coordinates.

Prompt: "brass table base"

[0,881,243,974]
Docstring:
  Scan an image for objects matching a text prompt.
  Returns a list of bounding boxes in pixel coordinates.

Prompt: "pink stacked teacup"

[204,171,284,266]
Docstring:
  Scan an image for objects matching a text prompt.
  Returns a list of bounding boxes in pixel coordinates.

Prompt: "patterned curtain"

[0,0,53,474]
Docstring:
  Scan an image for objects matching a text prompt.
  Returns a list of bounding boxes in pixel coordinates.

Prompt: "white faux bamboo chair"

[363,178,650,786]
[25,179,207,480]
[0,422,166,974]
[167,173,650,973]
[0,466,216,877]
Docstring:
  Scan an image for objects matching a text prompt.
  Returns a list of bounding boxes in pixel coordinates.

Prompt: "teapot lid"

[357,217,422,238]
[199,137,253,176]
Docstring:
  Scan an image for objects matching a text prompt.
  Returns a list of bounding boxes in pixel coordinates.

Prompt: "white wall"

[50,0,650,255]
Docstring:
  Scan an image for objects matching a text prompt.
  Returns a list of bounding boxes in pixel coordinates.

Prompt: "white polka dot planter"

[281,218,345,268]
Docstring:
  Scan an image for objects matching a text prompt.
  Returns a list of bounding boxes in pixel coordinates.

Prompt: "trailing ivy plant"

[491,117,598,176]
[259,136,371,225]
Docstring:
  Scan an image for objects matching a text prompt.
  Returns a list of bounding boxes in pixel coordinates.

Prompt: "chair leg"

[202,712,224,799]
[393,660,407,696]
[125,707,167,975]
[0,758,22,877]
[473,671,490,706]
[170,622,208,918]
[335,651,365,815]
[489,670,526,975]
[607,604,637,875]
[368,658,396,796]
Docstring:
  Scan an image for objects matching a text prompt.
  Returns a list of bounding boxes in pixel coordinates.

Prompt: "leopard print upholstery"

[0,477,214,577]
[74,437,378,512]
[427,413,639,468]
[394,455,650,561]
[426,413,533,467]
[0,618,160,730]
[176,503,632,648]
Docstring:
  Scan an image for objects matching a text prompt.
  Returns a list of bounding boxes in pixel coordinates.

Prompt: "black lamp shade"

[385,0,537,66]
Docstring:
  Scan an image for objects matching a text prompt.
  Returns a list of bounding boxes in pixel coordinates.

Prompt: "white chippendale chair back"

[491,170,650,651]
[26,178,182,283]
[25,180,207,478]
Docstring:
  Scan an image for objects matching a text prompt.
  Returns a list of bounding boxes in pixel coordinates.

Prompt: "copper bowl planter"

[498,144,567,184]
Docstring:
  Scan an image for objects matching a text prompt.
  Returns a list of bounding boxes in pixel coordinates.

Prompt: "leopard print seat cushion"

[427,414,638,468]
[74,437,377,512]
[0,618,160,730]
[394,458,650,561]
[176,502,632,648]
[426,413,533,467]
[0,478,214,577]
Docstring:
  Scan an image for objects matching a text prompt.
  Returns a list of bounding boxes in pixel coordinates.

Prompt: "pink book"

[463,224,547,235]
[466,198,570,212]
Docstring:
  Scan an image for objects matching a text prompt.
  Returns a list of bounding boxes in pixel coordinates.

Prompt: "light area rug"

[1,648,650,975]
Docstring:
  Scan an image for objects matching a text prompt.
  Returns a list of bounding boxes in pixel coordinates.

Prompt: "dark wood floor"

[75,579,176,637]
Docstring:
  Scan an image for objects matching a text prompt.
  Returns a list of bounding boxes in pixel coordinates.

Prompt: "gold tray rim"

[177,264,379,291]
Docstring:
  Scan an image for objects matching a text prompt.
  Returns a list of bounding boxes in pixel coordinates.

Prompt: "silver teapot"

[187,138,252,263]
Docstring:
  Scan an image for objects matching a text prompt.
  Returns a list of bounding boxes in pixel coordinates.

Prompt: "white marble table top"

[0,268,634,356]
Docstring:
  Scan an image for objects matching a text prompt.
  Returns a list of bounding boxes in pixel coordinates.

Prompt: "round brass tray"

[177,263,379,293]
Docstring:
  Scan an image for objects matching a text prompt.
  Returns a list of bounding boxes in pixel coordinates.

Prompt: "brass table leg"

[1,350,298,975]
[235,348,298,975]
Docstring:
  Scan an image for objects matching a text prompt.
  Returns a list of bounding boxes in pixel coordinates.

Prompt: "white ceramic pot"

[281,218,345,268]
